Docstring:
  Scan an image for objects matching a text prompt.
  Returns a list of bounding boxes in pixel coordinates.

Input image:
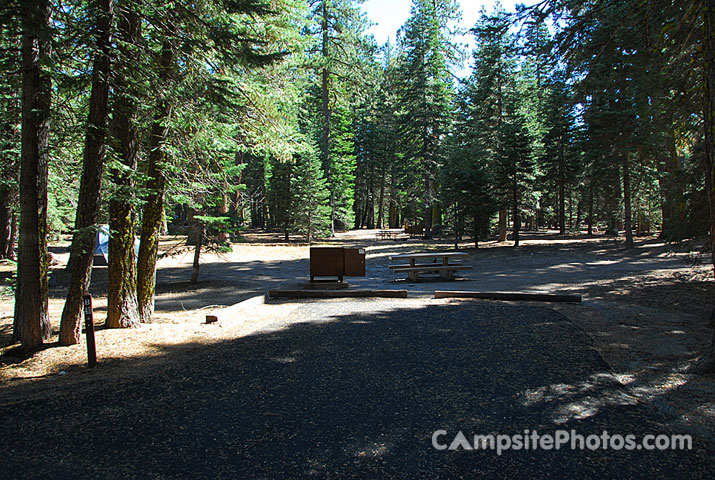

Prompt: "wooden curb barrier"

[269,289,409,299]
[434,291,582,303]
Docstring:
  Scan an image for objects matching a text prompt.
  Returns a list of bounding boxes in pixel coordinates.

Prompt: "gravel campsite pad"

[1,298,713,478]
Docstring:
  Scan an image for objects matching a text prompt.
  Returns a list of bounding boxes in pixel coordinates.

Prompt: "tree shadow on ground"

[0,300,711,479]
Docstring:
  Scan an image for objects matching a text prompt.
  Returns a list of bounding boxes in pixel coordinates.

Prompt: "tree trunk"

[232,143,245,223]
[354,195,362,229]
[568,188,573,230]
[513,180,520,248]
[558,136,566,235]
[59,0,113,345]
[137,41,174,323]
[0,49,18,257]
[587,186,594,235]
[0,115,19,259]
[0,184,15,259]
[218,190,229,243]
[13,0,52,351]
[377,170,385,228]
[622,154,634,249]
[659,122,680,239]
[361,193,370,229]
[424,179,433,239]
[366,165,375,229]
[703,0,715,275]
[186,208,198,245]
[690,0,715,373]
[473,216,479,249]
[190,222,203,284]
[498,208,507,241]
[432,204,441,234]
[8,211,17,260]
[106,2,140,329]
[320,2,334,237]
[513,204,520,247]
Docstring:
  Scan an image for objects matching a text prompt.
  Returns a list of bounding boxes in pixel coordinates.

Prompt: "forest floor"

[0,229,714,443]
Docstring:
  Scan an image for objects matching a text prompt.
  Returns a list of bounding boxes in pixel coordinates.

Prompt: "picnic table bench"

[404,225,424,238]
[388,252,471,282]
[376,229,404,240]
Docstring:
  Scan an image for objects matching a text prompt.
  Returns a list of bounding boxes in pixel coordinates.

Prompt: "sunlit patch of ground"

[0,229,713,438]
[554,301,715,440]
[0,300,303,403]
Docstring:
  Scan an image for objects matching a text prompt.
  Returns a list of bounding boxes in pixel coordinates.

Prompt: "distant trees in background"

[1,0,715,352]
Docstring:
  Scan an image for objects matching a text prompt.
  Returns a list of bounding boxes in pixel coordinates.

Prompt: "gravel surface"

[1,298,712,479]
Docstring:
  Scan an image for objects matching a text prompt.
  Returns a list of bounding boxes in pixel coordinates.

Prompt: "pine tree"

[59,0,114,345]
[267,157,292,240]
[495,111,534,247]
[464,6,516,241]
[137,37,174,323]
[13,0,53,351]
[443,73,498,247]
[134,0,302,322]
[327,104,356,229]
[290,149,331,242]
[539,71,578,234]
[309,0,370,235]
[106,0,142,329]
[396,0,462,237]
[352,41,400,230]
[441,124,496,247]
[0,4,21,260]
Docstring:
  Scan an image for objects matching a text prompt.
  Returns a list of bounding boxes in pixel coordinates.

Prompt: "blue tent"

[94,225,139,266]
[94,225,110,263]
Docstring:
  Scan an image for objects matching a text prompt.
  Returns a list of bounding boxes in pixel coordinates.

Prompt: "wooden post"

[82,294,97,367]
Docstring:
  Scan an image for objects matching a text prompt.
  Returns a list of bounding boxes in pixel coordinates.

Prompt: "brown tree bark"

[59,0,114,345]
[658,122,681,238]
[218,190,230,243]
[704,0,715,273]
[186,208,198,245]
[231,139,245,223]
[320,2,334,237]
[558,136,566,235]
[587,187,594,235]
[513,172,520,247]
[498,208,507,242]
[622,154,634,248]
[8,211,17,258]
[0,177,17,259]
[366,164,375,229]
[690,0,715,373]
[14,0,52,351]
[190,221,203,284]
[473,216,479,249]
[137,41,174,323]
[377,169,385,229]
[0,116,19,259]
[106,2,140,329]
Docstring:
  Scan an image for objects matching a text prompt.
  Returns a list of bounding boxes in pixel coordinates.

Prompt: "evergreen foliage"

[3,0,715,358]
[290,148,331,242]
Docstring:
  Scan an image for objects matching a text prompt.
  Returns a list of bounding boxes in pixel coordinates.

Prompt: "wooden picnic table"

[388,252,471,281]
[376,229,403,240]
